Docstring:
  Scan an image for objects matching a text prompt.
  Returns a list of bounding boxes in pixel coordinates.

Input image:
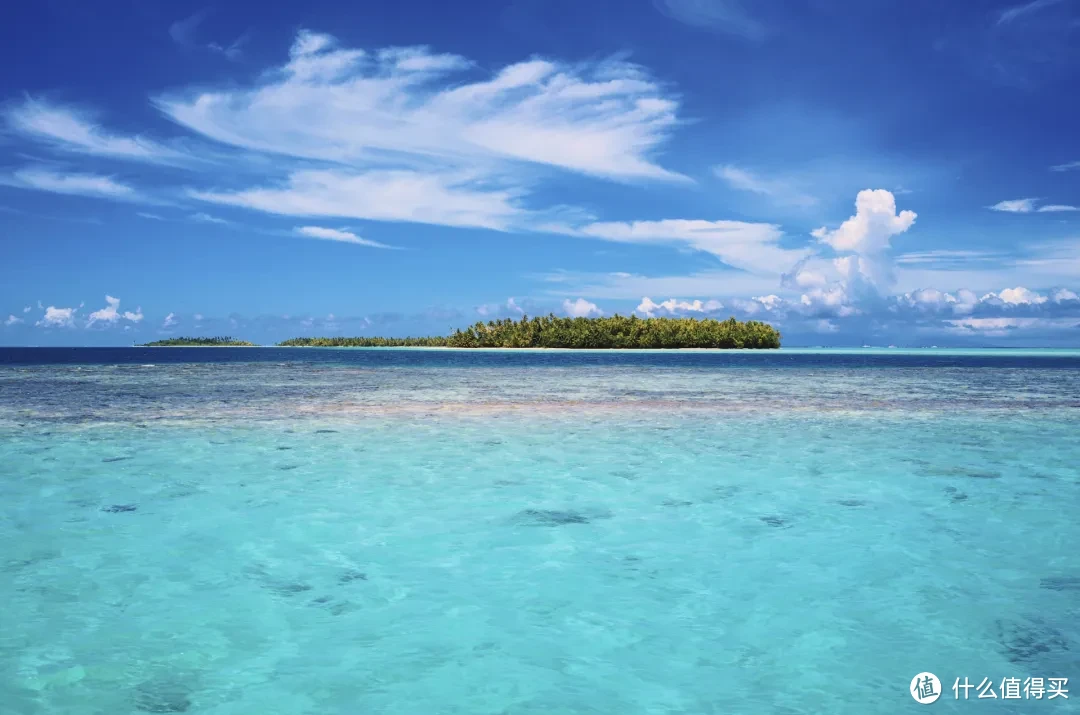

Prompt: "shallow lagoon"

[2,349,1079,713]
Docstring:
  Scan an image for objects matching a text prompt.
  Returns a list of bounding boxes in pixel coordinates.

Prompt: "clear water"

[2,349,1078,714]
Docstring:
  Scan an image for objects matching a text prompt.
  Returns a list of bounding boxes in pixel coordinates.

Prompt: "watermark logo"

[911,672,942,704]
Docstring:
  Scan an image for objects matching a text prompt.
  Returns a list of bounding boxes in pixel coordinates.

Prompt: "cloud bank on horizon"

[2,0,1079,346]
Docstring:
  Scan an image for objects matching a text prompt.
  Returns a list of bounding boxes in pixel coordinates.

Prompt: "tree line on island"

[138,336,256,347]
[278,315,781,349]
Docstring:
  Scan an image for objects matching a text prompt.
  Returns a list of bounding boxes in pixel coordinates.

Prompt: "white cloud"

[998,0,1067,25]
[653,0,767,40]
[814,189,917,255]
[1051,160,1080,172]
[983,286,1048,305]
[294,225,394,248]
[636,297,722,317]
[157,30,684,183]
[162,312,178,328]
[36,306,77,328]
[540,268,783,300]
[190,212,229,224]
[988,198,1037,213]
[476,298,527,317]
[3,168,140,201]
[561,219,808,276]
[945,316,1078,336]
[87,295,144,326]
[4,99,188,164]
[563,298,603,318]
[806,189,917,293]
[195,169,524,231]
[23,305,31,313]
[5,315,23,326]
[170,11,248,61]
[137,212,166,220]
[1052,288,1079,302]
[896,249,1003,265]
[1036,204,1079,212]
[714,165,817,207]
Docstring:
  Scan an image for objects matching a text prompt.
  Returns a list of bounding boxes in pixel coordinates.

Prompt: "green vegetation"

[278,336,451,347]
[279,315,781,349]
[139,336,257,347]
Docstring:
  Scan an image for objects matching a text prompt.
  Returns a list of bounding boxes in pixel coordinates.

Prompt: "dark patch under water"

[516,509,592,526]
[314,429,338,434]
[102,456,131,463]
[102,504,137,513]
[1040,576,1080,592]
[760,516,789,528]
[996,617,1070,664]
[133,680,191,713]
[836,499,865,507]
[338,569,367,584]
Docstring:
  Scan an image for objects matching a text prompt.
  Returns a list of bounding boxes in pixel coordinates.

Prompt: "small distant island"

[139,336,257,347]
[279,315,781,349]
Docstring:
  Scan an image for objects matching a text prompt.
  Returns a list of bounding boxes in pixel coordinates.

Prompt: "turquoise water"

[2,349,1079,713]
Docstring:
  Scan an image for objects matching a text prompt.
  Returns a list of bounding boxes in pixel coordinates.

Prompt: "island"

[139,336,257,347]
[279,315,781,349]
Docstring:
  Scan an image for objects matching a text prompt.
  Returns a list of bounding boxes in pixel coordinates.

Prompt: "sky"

[2,0,1080,346]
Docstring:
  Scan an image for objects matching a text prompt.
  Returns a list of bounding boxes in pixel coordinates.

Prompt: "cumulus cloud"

[87,295,144,326]
[636,297,722,317]
[294,226,394,248]
[23,305,31,313]
[813,189,917,256]
[5,315,23,326]
[563,298,603,318]
[162,312,178,328]
[36,306,77,328]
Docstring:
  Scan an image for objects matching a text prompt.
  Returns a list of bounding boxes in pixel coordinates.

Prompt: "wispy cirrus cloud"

[714,165,818,208]
[653,0,766,40]
[6,30,687,234]
[4,99,190,164]
[190,212,230,225]
[1051,160,1080,172]
[997,0,1067,25]
[158,30,684,182]
[989,198,1038,213]
[192,168,526,230]
[989,198,1079,213]
[1,168,145,202]
[169,10,248,61]
[294,226,394,249]
[547,218,810,277]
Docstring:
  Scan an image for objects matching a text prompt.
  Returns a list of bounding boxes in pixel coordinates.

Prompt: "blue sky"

[2,0,1079,346]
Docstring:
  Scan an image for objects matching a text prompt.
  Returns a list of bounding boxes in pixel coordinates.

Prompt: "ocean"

[2,348,1078,714]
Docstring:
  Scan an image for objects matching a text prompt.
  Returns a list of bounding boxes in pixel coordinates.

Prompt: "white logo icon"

[911,672,942,704]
